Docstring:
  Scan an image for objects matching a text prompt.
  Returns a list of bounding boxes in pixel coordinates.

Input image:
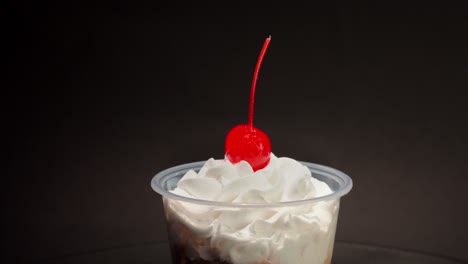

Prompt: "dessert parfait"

[152,37,353,264]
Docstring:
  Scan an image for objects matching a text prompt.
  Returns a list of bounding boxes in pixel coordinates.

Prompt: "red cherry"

[225,36,272,171]
[225,124,271,171]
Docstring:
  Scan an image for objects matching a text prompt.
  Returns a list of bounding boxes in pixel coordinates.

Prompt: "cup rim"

[151,160,353,208]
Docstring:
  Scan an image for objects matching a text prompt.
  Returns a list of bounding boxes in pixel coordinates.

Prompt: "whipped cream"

[166,154,339,264]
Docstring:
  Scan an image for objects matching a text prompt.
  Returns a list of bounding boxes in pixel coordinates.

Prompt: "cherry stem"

[248,36,271,129]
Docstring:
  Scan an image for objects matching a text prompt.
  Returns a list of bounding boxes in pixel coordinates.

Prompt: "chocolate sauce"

[169,239,230,264]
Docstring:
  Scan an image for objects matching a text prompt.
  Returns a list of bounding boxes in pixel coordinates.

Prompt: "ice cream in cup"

[151,36,353,264]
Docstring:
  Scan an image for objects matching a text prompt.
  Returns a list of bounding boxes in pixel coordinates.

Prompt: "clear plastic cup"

[151,161,353,264]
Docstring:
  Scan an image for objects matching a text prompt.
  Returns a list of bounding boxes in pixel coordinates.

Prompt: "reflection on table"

[40,241,466,264]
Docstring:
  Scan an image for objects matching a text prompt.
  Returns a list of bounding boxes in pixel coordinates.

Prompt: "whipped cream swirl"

[167,154,338,264]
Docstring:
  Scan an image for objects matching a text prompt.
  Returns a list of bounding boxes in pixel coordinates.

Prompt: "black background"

[7,1,468,263]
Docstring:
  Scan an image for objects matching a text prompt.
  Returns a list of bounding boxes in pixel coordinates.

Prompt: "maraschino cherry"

[225,36,272,171]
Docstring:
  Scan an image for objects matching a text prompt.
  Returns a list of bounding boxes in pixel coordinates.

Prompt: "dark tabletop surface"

[39,241,466,264]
